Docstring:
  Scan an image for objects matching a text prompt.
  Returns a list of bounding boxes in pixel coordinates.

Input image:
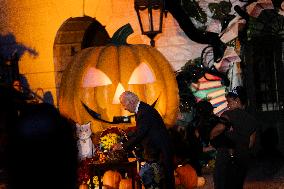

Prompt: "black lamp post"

[134,0,164,47]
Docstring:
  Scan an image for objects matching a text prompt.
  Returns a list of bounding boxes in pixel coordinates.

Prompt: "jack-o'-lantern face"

[82,62,157,115]
[59,44,179,132]
[82,62,156,104]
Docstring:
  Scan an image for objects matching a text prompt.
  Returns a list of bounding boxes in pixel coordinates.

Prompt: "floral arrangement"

[97,127,128,163]
[98,127,126,151]
[99,133,121,151]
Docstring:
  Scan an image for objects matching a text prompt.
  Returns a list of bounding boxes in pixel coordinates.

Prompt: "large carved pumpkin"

[59,24,179,132]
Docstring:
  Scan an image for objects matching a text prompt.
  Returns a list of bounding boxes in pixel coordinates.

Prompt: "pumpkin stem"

[110,23,134,45]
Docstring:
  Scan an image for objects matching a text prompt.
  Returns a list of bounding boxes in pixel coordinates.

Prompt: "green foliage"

[181,57,202,72]
[181,0,234,30]
[208,0,235,30]
[176,58,204,111]
[208,1,232,21]
[181,0,207,25]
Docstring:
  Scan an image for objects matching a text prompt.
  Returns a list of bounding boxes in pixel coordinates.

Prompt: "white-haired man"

[113,91,175,189]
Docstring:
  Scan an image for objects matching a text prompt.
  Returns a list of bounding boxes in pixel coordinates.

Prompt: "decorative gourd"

[197,177,206,187]
[119,178,133,189]
[175,164,205,189]
[102,170,122,189]
[59,24,179,132]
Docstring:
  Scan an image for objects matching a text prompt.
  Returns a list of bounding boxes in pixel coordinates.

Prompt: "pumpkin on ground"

[102,170,122,189]
[119,178,133,189]
[197,177,205,187]
[175,175,181,185]
[79,184,88,189]
[59,24,179,132]
[175,164,205,189]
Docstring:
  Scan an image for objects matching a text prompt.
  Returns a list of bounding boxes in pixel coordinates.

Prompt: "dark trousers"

[161,150,175,189]
[162,164,175,189]
[214,149,249,189]
[214,149,230,189]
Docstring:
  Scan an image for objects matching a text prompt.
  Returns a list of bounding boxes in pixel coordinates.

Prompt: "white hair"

[120,91,139,103]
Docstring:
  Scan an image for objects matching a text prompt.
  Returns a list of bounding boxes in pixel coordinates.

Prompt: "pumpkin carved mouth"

[81,98,158,124]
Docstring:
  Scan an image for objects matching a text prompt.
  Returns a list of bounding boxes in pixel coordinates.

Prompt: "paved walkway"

[1,155,283,189]
[199,155,284,189]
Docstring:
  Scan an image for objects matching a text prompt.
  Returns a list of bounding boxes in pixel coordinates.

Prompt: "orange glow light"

[128,62,156,84]
[112,83,125,104]
[83,67,112,87]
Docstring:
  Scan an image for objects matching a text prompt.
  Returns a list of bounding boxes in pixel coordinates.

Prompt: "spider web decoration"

[201,45,215,69]
[247,9,284,40]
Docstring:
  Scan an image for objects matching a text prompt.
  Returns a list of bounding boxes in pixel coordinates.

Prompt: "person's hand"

[112,143,123,151]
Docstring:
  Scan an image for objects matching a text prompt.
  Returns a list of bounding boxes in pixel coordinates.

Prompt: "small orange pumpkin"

[119,178,133,189]
[197,177,206,187]
[175,164,197,189]
[79,184,88,189]
[102,170,122,189]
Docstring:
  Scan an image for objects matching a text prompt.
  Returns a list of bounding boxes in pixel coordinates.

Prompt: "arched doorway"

[53,16,110,105]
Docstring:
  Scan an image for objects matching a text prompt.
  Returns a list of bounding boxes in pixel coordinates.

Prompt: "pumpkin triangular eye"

[83,67,112,87]
[128,62,156,84]
[112,83,125,104]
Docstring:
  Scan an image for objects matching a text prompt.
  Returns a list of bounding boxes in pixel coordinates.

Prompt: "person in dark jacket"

[210,86,257,189]
[113,91,175,189]
[187,100,221,175]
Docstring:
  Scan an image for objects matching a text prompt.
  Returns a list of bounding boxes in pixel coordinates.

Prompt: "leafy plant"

[208,1,235,30]
[181,0,207,26]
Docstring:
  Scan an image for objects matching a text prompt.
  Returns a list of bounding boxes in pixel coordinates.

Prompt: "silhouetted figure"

[0,84,28,170]
[186,100,221,176]
[6,103,78,189]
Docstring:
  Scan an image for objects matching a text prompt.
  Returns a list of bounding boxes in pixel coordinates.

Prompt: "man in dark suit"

[113,91,175,189]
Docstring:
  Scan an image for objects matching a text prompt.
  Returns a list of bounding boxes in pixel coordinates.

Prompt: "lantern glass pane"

[139,9,151,32]
[152,9,162,31]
